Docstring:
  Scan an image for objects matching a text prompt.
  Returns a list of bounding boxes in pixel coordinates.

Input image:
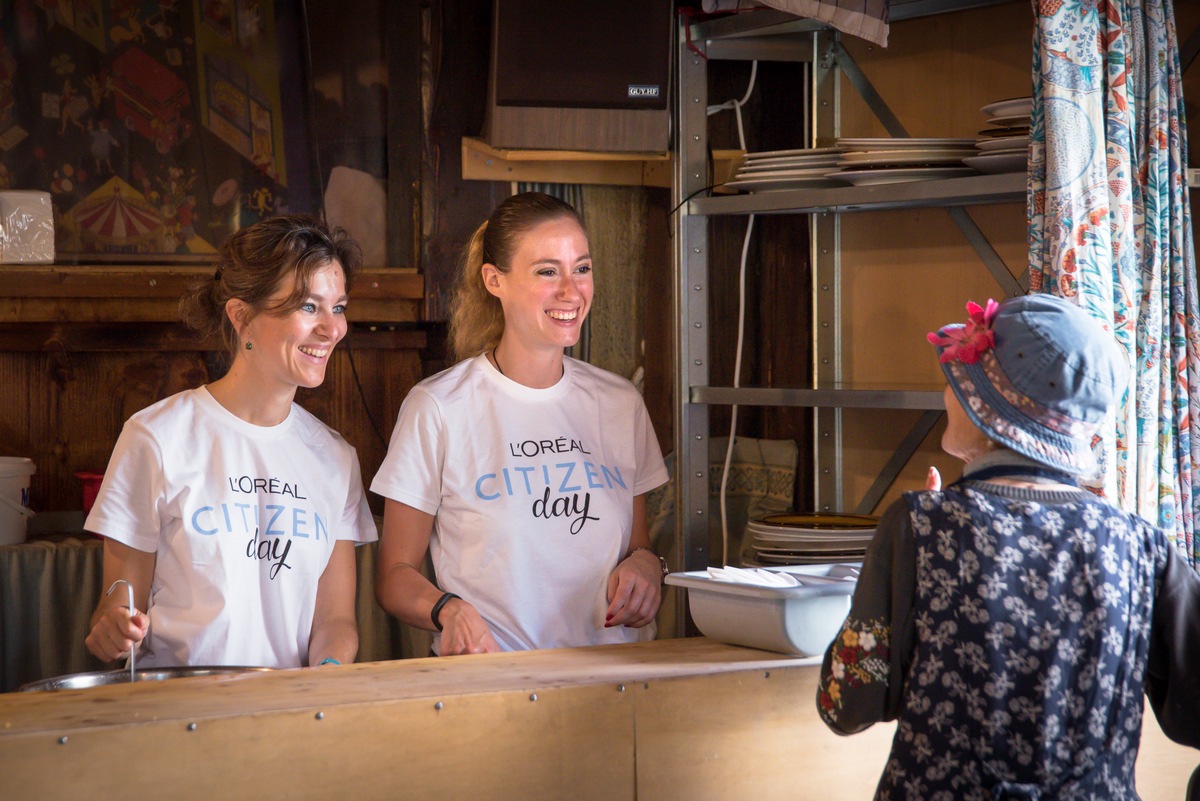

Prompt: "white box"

[0,190,54,264]
[665,564,859,656]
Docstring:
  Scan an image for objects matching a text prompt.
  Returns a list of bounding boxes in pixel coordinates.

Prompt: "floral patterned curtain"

[1027,0,1200,564]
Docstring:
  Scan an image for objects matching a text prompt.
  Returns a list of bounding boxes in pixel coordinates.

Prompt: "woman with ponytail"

[84,215,377,671]
[372,192,669,655]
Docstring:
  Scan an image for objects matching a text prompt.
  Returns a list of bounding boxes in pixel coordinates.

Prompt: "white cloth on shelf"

[706,565,800,587]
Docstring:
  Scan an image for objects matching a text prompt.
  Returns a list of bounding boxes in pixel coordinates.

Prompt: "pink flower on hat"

[927,299,1000,364]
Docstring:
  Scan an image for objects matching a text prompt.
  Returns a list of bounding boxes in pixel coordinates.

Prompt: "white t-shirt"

[85,387,377,668]
[371,354,669,652]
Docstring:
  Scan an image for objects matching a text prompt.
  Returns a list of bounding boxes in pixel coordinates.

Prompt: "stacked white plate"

[831,138,978,185]
[967,97,1032,174]
[723,147,846,192]
[746,512,878,566]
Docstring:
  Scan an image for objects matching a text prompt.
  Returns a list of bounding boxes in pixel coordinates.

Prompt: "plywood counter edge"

[0,638,809,735]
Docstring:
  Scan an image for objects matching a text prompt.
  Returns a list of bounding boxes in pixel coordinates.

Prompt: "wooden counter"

[0,637,1193,800]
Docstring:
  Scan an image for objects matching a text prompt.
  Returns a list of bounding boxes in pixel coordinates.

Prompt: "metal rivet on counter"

[617,685,626,692]
[434,701,444,711]
[187,722,197,731]
[57,736,68,745]
[315,712,325,721]
[764,671,771,679]
[643,683,650,690]
[529,694,538,702]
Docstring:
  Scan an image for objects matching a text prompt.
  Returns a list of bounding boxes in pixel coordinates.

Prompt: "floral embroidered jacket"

[816,479,1200,801]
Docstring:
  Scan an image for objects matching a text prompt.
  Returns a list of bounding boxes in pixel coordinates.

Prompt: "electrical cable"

[718,211,754,567]
[705,63,758,567]
[297,0,389,450]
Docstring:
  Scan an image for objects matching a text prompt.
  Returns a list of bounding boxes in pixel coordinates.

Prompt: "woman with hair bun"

[372,192,669,655]
[84,215,377,670]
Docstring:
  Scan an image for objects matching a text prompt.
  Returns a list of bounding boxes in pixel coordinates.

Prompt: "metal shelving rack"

[671,0,1024,575]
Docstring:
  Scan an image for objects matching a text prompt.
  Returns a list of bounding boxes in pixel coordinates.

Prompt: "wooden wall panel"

[0,351,209,513]
[833,5,1033,511]
[423,0,504,323]
[1,344,425,518]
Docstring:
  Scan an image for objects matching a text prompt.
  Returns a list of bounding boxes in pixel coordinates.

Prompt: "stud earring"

[245,341,253,351]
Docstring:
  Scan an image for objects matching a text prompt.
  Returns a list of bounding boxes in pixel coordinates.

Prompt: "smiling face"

[236,260,348,391]
[485,216,593,354]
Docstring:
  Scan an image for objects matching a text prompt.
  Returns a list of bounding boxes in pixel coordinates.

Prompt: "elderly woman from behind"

[84,215,377,670]
[817,293,1200,800]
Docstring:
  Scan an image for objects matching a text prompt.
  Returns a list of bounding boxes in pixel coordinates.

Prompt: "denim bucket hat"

[927,294,1129,476]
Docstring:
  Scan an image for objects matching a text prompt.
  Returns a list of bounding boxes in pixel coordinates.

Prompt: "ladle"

[104,579,136,683]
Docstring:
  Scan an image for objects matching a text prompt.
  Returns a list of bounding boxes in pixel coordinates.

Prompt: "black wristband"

[431,592,461,632]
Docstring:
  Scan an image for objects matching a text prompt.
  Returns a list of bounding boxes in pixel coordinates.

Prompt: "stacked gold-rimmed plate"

[966,97,1032,174]
[830,138,978,184]
[746,512,878,565]
[722,147,846,192]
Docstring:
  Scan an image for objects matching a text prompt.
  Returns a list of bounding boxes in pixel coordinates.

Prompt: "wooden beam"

[0,323,427,352]
[386,0,423,269]
[0,266,423,300]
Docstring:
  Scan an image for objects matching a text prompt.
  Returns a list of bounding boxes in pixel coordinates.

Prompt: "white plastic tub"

[665,563,859,656]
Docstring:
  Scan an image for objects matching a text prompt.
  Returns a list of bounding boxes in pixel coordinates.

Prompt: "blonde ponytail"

[449,221,505,361]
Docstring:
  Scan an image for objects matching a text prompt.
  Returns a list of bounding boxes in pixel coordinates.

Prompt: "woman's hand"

[86,538,155,663]
[926,466,942,491]
[85,604,149,663]
[605,549,662,629]
[437,598,502,655]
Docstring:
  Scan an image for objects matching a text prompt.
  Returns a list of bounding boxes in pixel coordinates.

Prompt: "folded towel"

[706,565,801,587]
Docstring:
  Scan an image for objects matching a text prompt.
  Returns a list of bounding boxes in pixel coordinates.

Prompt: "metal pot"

[18,666,272,692]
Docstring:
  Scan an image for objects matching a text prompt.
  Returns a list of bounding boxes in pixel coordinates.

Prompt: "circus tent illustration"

[66,176,162,250]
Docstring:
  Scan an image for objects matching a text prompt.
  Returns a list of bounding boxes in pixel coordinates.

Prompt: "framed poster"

[0,0,319,262]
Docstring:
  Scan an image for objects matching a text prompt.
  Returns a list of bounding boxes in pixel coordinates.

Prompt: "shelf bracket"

[853,410,944,515]
[831,41,909,138]
[945,206,1027,298]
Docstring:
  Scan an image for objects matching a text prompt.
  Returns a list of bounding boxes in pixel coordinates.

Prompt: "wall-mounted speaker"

[482,0,674,153]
